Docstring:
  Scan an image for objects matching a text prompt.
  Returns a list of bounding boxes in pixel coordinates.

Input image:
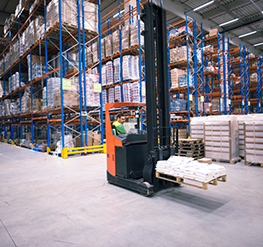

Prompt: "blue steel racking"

[168,15,204,137]
[0,0,104,157]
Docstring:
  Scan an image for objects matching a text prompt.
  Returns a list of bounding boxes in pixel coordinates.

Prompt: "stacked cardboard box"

[80,2,98,32]
[92,42,99,63]
[123,83,132,102]
[114,85,122,102]
[46,0,77,31]
[106,61,114,85]
[121,25,130,50]
[108,87,115,103]
[130,21,144,47]
[170,46,192,64]
[75,131,101,147]
[237,114,263,158]
[203,116,239,162]
[105,34,113,58]
[101,37,105,60]
[114,58,121,83]
[171,99,187,111]
[170,68,185,88]
[112,30,120,54]
[82,74,100,107]
[244,120,263,165]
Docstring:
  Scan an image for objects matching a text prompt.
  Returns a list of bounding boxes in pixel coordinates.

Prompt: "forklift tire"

[139,182,154,197]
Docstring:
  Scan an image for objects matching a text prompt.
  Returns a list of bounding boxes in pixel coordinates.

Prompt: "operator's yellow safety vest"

[113,121,121,134]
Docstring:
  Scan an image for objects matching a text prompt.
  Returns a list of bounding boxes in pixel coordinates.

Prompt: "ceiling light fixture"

[254,42,263,47]
[239,31,257,38]
[219,18,239,27]
[193,1,214,12]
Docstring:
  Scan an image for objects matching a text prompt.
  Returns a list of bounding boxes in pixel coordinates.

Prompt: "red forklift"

[106,3,173,196]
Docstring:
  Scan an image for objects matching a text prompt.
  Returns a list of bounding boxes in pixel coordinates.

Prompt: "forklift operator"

[113,113,127,134]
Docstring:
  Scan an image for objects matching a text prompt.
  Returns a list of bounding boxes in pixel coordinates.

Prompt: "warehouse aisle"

[0,143,263,247]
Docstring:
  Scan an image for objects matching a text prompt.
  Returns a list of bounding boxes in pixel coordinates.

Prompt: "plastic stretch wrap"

[105,34,113,58]
[106,61,114,85]
[4,99,11,116]
[0,59,3,76]
[103,89,108,110]
[92,42,99,63]
[171,99,186,111]
[123,83,132,102]
[101,65,106,86]
[85,45,93,67]
[34,15,44,44]
[121,25,130,50]
[101,37,105,61]
[114,58,121,83]
[130,21,144,47]
[244,120,263,164]
[80,1,98,32]
[0,81,3,97]
[114,85,122,102]
[46,0,77,31]
[170,68,185,88]
[237,114,263,157]
[108,88,115,103]
[170,46,192,64]
[203,115,239,161]
[112,30,120,54]
[122,55,139,81]
[179,74,193,87]
[55,134,74,154]
[82,74,100,107]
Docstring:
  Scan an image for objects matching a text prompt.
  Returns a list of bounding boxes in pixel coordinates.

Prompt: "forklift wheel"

[139,182,154,197]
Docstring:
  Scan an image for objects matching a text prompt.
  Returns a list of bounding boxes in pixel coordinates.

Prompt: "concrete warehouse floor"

[0,143,263,247]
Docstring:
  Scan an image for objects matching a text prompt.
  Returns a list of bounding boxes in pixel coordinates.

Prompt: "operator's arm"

[116,124,127,134]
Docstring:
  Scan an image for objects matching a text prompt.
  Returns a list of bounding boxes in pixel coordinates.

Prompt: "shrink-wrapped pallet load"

[101,65,106,86]
[123,83,132,102]
[108,87,115,103]
[170,68,185,88]
[237,114,263,158]
[112,30,120,54]
[80,1,98,32]
[121,25,130,50]
[82,74,100,107]
[106,61,114,85]
[92,41,99,63]
[46,0,77,31]
[105,34,113,58]
[203,115,239,162]
[114,85,122,102]
[130,21,144,47]
[244,120,263,165]
[114,58,121,83]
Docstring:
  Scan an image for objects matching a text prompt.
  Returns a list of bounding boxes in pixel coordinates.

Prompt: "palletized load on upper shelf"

[46,0,98,33]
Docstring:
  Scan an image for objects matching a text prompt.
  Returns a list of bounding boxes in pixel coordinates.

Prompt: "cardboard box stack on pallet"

[190,115,240,163]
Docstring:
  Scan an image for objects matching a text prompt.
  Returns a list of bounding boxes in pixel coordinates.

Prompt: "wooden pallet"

[176,153,204,159]
[178,150,204,155]
[212,157,241,164]
[179,138,203,144]
[156,171,227,190]
[179,143,204,149]
[245,162,263,167]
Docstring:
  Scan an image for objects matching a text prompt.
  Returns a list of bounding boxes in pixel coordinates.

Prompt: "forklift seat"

[111,124,117,135]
